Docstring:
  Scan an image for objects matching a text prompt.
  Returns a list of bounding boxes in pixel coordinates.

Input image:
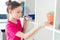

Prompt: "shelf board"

[45,26,53,31]
[45,26,60,34]
[54,29,60,34]
[31,22,54,31]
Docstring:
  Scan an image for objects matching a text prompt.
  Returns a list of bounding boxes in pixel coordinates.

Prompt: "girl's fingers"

[39,21,51,28]
[45,22,52,26]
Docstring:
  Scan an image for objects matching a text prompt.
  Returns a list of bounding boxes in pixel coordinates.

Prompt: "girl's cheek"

[12,14,17,19]
[16,14,20,19]
[20,13,22,17]
[18,13,22,17]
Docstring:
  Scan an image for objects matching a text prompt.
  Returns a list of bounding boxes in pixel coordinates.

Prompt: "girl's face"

[9,6,22,20]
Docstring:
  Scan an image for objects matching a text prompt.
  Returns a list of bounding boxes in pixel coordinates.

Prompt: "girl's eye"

[17,11,20,13]
[17,11,22,13]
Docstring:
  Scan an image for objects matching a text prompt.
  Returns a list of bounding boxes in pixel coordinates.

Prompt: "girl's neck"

[8,17,17,24]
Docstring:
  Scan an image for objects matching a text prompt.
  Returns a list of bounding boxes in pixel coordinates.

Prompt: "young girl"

[5,0,49,40]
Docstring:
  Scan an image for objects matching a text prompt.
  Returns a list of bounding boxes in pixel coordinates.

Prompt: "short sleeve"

[7,25,19,37]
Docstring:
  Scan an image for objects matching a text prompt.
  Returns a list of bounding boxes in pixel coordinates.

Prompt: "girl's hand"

[23,14,28,22]
[39,21,51,28]
[45,21,53,26]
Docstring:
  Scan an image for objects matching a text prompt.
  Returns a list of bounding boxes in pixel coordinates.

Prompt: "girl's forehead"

[13,6,22,11]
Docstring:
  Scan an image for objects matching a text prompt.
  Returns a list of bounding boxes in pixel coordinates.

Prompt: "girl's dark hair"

[6,0,21,13]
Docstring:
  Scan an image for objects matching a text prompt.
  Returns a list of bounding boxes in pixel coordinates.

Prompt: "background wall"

[26,0,35,14]
[35,0,55,24]
[35,0,55,40]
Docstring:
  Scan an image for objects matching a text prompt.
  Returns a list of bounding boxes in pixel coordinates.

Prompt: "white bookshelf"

[54,0,60,40]
[35,0,60,40]
[35,0,58,40]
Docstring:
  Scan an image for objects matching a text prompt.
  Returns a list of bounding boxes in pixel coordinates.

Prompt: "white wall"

[35,0,55,40]
[34,28,53,40]
[35,0,55,24]
[0,0,8,14]
[54,32,60,40]
[26,0,35,13]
